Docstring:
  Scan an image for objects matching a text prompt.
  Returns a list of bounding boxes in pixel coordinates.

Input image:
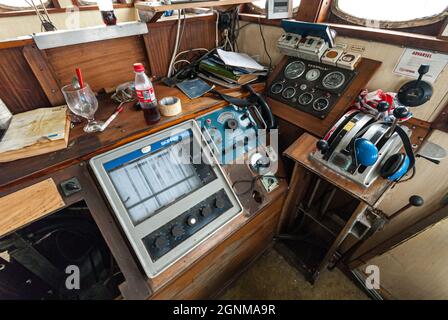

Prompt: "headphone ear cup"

[380,153,405,178]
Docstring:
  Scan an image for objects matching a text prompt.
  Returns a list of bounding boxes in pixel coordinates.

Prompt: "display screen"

[104,131,216,225]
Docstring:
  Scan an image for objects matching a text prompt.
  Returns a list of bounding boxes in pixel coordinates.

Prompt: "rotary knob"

[171,225,185,238]
[226,119,238,130]
[201,205,212,217]
[215,196,225,209]
[154,236,168,250]
[187,215,198,226]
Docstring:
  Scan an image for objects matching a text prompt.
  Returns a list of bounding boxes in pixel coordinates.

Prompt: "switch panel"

[143,189,232,261]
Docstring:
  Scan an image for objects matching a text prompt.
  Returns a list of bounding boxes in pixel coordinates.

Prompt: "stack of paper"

[198,49,268,88]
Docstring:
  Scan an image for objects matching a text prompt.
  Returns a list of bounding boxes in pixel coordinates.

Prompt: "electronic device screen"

[90,120,242,278]
[105,134,216,225]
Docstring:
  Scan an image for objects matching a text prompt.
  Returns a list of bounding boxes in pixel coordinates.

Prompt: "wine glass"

[61,83,104,133]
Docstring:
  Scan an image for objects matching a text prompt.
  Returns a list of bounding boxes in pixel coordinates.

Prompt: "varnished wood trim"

[0,37,34,49]
[328,23,448,53]
[0,178,65,237]
[22,45,65,106]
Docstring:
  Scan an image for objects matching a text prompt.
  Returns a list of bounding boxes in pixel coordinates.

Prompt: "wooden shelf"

[136,0,254,12]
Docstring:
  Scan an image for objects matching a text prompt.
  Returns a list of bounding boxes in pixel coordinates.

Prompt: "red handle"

[76,68,85,88]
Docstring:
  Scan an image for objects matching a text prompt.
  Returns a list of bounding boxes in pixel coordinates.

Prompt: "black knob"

[154,236,168,249]
[215,197,225,209]
[377,101,389,113]
[226,119,238,130]
[186,215,198,226]
[409,195,424,207]
[316,139,329,153]
[201,206,212,217]
[418,64,430,76]
[171,225,185,238]
[393,107,410,119]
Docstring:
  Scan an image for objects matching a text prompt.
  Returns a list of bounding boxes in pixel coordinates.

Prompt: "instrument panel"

[268,58,356,119]
[89,120,243,278]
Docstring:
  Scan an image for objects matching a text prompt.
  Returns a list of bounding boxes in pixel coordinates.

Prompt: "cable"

[167,9,184,77]
[232,175,287,196]
[258,16,272,72]
[173,59,191,72]
[215,10,219,47]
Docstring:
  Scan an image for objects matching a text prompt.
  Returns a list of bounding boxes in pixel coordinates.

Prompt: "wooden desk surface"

[0,83,264,190]
[284,132,391,207]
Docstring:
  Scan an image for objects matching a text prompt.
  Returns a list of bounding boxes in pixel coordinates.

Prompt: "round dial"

[322,71,345,90]
[298,92,314,105]
[282,87,296,99]
[284,61,306,79]
[270,82,283,94]
[313,97,330,111]
[305,68,321,81]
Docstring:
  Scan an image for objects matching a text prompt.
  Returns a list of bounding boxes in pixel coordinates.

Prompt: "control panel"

[143,189,232,261]
[89,120,242,278]
[268,57,356,119]
[197,105,265,164]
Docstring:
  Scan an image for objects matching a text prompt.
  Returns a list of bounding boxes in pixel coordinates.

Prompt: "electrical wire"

[231,175,287,196]
[173,59,191,72]
[258,16,272,72]
[215,10,219,47]
[167,9,184,77]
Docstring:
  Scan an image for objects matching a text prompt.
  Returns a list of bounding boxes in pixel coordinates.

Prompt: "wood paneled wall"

[0,46,50,114]
[45,35,149,93]
[143,15,217,77]
[0,16,216,113]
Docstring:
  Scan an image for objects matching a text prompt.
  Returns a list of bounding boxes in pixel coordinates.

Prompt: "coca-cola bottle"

[133,63,161,125]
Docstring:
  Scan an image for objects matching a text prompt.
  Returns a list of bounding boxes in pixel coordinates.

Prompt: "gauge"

[313,97,330,111]
[284,61,306,80]
[270,82,283,94]
[322,71,345,90]
[282,87,296,99]
[305,68,321,81]
[298,92,314,105]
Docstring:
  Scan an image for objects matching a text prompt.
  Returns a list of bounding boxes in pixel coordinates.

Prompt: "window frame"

[331,0,448,29]
[0,0,54,11]
[0,0,132,17]
[238,0,448,54]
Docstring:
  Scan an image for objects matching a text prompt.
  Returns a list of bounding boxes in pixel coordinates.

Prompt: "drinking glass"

[61,83,104,133]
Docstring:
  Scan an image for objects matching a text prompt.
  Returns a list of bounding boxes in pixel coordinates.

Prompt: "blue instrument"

[196,105,264,165]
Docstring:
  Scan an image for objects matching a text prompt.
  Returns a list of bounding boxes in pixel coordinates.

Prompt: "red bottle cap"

[133,63,145,72]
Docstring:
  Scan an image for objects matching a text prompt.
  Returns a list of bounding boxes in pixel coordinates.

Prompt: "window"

[332,0,448,29]
[249,0,301,15]
[0,0,51,11]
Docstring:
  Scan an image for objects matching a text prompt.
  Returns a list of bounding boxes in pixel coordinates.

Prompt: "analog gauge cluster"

[268,58,356,119]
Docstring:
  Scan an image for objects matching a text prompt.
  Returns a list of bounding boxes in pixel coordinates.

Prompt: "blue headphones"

[353,125,414,181]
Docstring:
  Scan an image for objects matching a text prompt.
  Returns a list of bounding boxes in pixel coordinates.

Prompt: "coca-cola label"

[136,88,156,103]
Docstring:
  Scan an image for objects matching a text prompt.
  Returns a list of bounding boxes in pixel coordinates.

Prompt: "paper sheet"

[393,48,448,83]
[0,106,67,153]
[217,49,265,71]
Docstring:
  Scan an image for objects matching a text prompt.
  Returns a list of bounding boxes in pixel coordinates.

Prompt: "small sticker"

[335,42,348,50]
[141,145,152,153]
[343,121,355,131]
[349,44,365,53]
